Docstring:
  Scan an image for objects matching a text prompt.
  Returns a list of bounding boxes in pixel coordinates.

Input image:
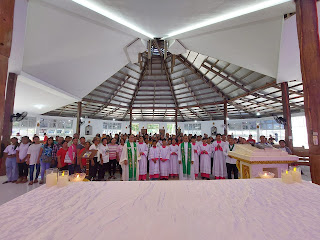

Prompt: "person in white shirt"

[89,137,100,180]
[225,138,238,179]
[178,135,195,180]
[148,140,160,180]
[137,136,148,181]
[98,138,109,180]
[26,136,42,185]
[16,136,30,183]
[3,137,19,184]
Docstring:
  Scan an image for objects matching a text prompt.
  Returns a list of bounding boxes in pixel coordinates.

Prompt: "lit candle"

[290,167,302,183]
[57,171,69,187]
[259,171,274,179]
[281,170,294,184]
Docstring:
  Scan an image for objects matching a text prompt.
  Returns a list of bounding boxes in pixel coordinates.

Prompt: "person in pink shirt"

[148,140,160,180]
[116,138,125,177]
[159,139,170,180]
[137,136,148,181]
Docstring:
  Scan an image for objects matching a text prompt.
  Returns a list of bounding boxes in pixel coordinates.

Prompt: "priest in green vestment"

[120,134,141,181]
[178,135,195,180]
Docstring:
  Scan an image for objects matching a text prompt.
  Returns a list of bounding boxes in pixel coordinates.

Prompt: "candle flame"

[286,170,288,174]
[264,173,267,176]
[76,174,79,178]
[62,172,64,177]
[293,167,297,172]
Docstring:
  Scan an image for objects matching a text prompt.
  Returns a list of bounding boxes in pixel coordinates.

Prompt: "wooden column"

[0,0,15,176]
[281,82,293,151]
[129,107,132,135]
[2,73,17,146]
[175,108,178,135]
[76,101,82,135]
[295,0,320,184]
[223,100,228,135]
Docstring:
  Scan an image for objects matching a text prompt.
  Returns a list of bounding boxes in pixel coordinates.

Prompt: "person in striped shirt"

[108,138,118,179]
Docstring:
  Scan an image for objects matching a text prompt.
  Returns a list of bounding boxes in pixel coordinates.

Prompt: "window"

[167,123,176,135]
[184,123,201,135]
[39,118,73,139]
[147,124,159,135]
[228,121,257,140]
[260,120,284,143]
[103,122,122,136]
[12,117,37,139]
[292,116,309,148]
[132,123,139,135]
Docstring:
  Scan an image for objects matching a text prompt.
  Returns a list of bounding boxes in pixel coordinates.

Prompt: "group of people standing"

[3,131,290,183]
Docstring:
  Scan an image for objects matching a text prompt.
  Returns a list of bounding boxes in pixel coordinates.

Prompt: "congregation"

[2,132,291,184]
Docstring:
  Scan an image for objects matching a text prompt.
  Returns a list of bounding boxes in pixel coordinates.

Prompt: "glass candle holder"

[46,168,58,187]
[57,170,69,187]
[281,169,294,184]
[289,166,302,183]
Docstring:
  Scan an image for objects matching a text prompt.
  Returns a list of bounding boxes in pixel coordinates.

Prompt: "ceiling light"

[72,0,154,39]
[113,118,115,121]
[34,104,45,109]
[256,112,261,116]
[134,117,137,120]
[227,117,230,121]
[164,0,291,38]
[194,120,197,123]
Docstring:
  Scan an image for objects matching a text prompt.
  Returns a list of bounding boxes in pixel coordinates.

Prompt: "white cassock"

[212,141,228,178]
[199,143,212,178]
[148,146,160,179]
[120,142,141,181]
[192,143,200,177]
[160,146,171,178]
[169,144,179,177]
[137,142,148,180]
[178,142,195,180]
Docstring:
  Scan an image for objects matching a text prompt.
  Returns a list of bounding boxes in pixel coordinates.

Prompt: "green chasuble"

[127,141,138,181]
[181,142,192,175]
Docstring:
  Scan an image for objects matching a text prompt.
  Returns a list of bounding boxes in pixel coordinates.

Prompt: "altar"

[0,180,320,240]
[229,144,299,179]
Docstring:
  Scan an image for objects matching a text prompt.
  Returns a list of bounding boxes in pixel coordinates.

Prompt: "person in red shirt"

[78,142,93,173]
[247,135,256,146]
[57,141,68,170]
[43,133,48,144]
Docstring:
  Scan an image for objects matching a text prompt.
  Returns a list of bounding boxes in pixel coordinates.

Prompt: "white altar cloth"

[0,179,320,240]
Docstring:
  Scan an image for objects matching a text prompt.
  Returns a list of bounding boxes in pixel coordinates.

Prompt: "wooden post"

[295,0,320,184]
[175,108,178,135]
[281,82,293,151]
[76,101,82,135]
[129,107,132,135]
[224,100,228,135]
[0,0,15,176]
[2,73,17,146]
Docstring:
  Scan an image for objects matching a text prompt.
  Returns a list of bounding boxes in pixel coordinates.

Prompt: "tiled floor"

[0,166,312,206]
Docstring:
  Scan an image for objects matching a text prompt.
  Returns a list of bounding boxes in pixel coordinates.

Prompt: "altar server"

[148,140,160,180]
[169,138,179,178]
[191,136,200,179]
[199,137,212,180]
[225,138,238,179]
[160,140,170,180]
[178,135,195,180]
[138,136,148,181]
[120,134,141,181]
[212,134,228,179]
